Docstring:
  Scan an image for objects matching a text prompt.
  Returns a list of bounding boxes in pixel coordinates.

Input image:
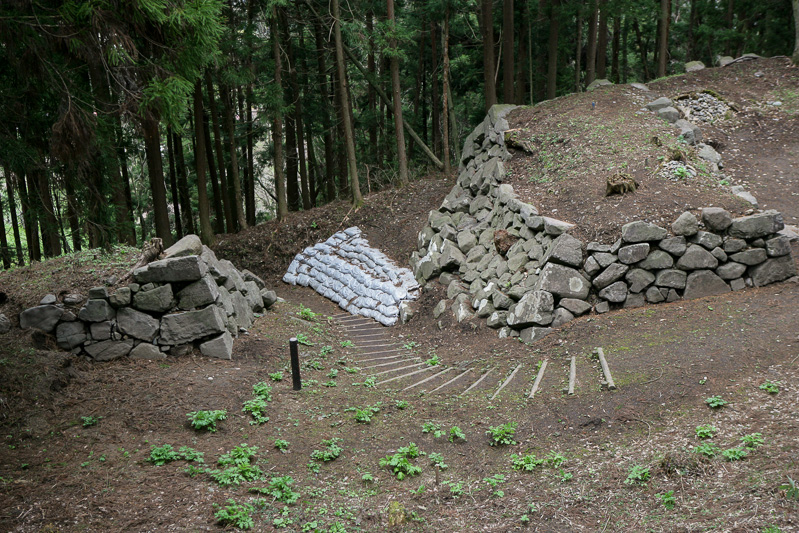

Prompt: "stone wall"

[18,235,276,361]
[283,227,420,326]
[411,105,797,342]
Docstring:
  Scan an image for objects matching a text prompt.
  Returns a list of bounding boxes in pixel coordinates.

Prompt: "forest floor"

[1,57,798,532]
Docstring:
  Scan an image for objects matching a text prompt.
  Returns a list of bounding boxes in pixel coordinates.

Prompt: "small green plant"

[428,452,448,470]
[721,447,748,461]
[214,499,256,530]
[403,341,418,350]
[694,441,721,458]
[344,366,359,374]
[81,416,101,427]
[208,444,264,486]
[310,438,342,462]
[149,444,180,465]
[361,472,374,483]
[421,422,440,434]
[546,451,567,467]
[274,439,289,451]
[673,165,689,179]
[319,345,334,356]
[323,380,337,387]
[327,368,338,379]
[759,381,780,394]
[186,409,227,433]
[298,305,318,321]
[624,465,651,485]
[443,480,464,498]
[762,525,783,533]
[487,422,518,446]
[250,475,300,504]
[558,469,573,482]
[305,359,324,371]
[340,340,354,348]
[511,453,544,472]
[350,403,381,423]
[395,400,409,410]
[695,424,718,439]
[296,333,314,346]
[780,476,799,499]
[242,398,269,425]
[449,426,466,442]
[379,443,422,480]
[411,483,426,495]
[362,376,376,388]
[705,396,728,408]
[425,354,440,366]
[658,490,677,510]
[178,446,204,463]
[741,433,764,449]
[269,372,284,382]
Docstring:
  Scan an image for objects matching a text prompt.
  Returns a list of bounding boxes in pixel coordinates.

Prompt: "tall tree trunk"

[17,171,39,262]
[442,6,451,175]
[193,81,215,245]
[220,83,248,230]
[408,16,425,162]
[0,189,11,268]
[431,22,441,158]
[366,11,379,165]
[311,12,336,202]
[622,16,629,83]
[332,0,363,206]
[172,130,194,236]
[503,0,515,102]
[142,116,174,247]
[575,3,583,91]
[596,0,608,79]
[333,68,349,198]
[388,0,409,185]
[205,71,235,232]
[32,164,61,257]
[586,4,598,84]
[203,110,225,233]
[64,172,81,252]
[657,0,670,78]
[611,15,621,83]
[686,0,697,61]
[481,0,498,110]
[632,19,650,80]
[271,9,288,221]
[4,165,25,265]
[166,127,184,238]
[283,18,311,210]
[114,117,136,244]
[245,0,256,226]
[547,0,560,100]
[284,106,300,211]
[52,181,69,254]
[515,7,529,104]
[792,0,799,65]
[724,0,734,56]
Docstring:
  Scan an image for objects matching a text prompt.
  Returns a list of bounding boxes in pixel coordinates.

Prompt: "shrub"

[487,422,518,446]
[624,465,651,485]
[695,424,718,439]
[186,410,227,432]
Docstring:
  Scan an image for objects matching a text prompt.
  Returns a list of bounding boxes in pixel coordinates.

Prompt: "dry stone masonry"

[19,235,277,361]
[283,227,420,326]
[411,104,797,343]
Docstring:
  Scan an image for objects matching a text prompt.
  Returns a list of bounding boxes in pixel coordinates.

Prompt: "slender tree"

[793,0,799,65]
[503,0,515,102]
[657,0,670,78]
[442,3,452,174]
[596,0,608,79]
[388,0,409,185]
[271,7,288,221]
[481,0,498,110]
[193,81,214,245]
[586,3,599,85]
[547,0,561,100]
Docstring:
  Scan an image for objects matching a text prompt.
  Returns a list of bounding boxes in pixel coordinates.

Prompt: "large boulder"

[646,97,673,111]
[685,60,705,72]
[116,307,160,342]
[672,212,699,237]
[243,281,264,312]
[598,281,628,303]
[200,331,234,360]
[683,270,730,299]
[654,269,688,289]
[134,255,208,284]
[164,234,203,258]
[56,321,87,350]
[160,306,226,345]
[84,339,134,361]
[178,275,220,310]
[231,290,254,330]
[676,245,719,270]
[729,249,767,266]
[535,263,590,300]
[542,234,583,268]
[133,284,176,313]
[507,291,555,328]
[728,210,784,240]
[592,263,629,290]
[129,343,166,360]
[618,243,650,264]
[750,256,797,287]
[19,305,63,333]
[78,299,116,323]
[621,221,668,243]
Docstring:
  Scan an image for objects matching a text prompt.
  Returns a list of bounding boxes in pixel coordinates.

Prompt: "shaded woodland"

[0,0,795,266]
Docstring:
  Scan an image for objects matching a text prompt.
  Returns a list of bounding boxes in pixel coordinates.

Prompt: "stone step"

[460,367,496,396]
[401,367,453,392]
[491,364,522,400]
[372,361,426,376]
[429,367,473,394]
[377,365,435,386]
[362,358,421,370]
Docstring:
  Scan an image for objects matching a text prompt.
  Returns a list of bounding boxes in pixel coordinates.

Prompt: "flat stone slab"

[160,306,226,346]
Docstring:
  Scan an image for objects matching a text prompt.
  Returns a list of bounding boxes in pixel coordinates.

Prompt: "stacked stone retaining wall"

[411,105,797,342]
[19,235,276,361]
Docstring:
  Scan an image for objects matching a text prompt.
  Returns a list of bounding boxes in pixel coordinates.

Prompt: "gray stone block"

[624,293,646,308]
[716,261,746,280]
[729,248,768,266]
[559,298,592,316]
[657,106,680,123]
[243,281,264,312]
[110,287,132,308]
[164,234,203,258]
[56,321,87,349]
[626,269,656,293]
[133,284,176,313]
[676,245,719,270]
[618,243,650,264]
[542,234,584,268]
[85,339,134,361]
[129,343,166,360]
[535,263,591,300]
[750,256,797,287]
[701,208,732,231]
[507,291,555,328]
[598,281,628,303]
[646,97,673,111]
[88,287,109,300]
[551,308,575,328]
[200,331,234,360]
[518,326,553,344]
[622,221,668,243]
[645,286,665,303]
[672,212,699,237]
[592,263,629,290]
[723,238,747,253]
[766,236,791,257]
[89,321,113,341]
[655,269,688,289]
[728,210,784,239]
[78,299,116,323]
[178,275,220,310]
[638,250,674,270]
[116,307,160,342]
[260,289,277,309]
[692,231,723,250]
[19,305,64,332]
[134,255,209,284]
[160,306,226,346]
[683,270,730,299]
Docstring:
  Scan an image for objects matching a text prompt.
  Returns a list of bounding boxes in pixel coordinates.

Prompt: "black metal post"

[290,337,301,390]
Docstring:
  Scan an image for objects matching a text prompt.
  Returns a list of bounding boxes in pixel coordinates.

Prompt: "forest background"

[0,0,796,266]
